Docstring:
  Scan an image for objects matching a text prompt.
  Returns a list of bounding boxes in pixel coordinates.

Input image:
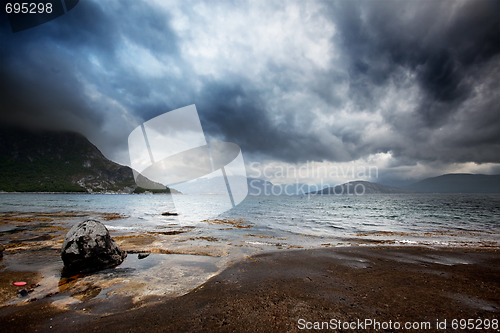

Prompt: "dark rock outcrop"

[0,243,4,258]
[161,212,178,216]
[61,220,126,274]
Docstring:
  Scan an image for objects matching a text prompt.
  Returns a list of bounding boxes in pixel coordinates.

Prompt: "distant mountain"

[247,178,318,195]
[406,173,500,193]
[170,173,500,196]
[172,177,275,195]
[0,128,171,193]
[172,177,312,196]
[274,182,315,195]
[247,178,275,195]
[308,180,411,195]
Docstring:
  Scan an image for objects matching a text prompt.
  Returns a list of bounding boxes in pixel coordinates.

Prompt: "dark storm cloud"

[0,2,105,132]
[321,0,500,164]
[0,2,108,133]
[191,0,500,166]
[1,0,499,177]
[0,0,181,159]
[330,0,499,104]
[194,79,338,163]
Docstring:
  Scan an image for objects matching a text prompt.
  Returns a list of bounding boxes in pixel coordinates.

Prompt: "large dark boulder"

[61,220,126,274]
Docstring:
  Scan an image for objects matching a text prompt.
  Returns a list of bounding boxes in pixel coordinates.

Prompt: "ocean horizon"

[2,192,499,250]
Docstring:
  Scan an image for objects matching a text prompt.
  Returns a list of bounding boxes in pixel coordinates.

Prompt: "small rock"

[138,253,150,259]
[17,289,29,297]
[161,212,178,216]
[61,220,126,274]
[0,243,4,258]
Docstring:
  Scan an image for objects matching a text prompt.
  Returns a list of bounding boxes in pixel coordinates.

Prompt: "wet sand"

[1,246,499,332]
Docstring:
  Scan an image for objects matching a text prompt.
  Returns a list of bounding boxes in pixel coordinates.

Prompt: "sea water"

[1,192,499,248]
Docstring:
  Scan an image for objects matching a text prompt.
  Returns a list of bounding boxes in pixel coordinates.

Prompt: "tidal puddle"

[1,250,229,308]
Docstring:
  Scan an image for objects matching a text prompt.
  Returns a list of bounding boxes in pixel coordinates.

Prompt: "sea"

[1,192,499,248]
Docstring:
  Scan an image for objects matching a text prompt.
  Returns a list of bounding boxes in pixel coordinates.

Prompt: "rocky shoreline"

[1,209,499,332]
[0,246,499,332]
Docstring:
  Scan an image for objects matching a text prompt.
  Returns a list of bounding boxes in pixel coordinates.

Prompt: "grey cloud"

[1,0,499,179]
[323,0,500,165]
[193,77,359,164]
[0,0,182,157]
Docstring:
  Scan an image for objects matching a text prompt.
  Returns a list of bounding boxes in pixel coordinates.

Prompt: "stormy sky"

[1,0,499,185]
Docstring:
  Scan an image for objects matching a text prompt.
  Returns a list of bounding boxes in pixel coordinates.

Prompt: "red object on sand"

[13,281,27,286]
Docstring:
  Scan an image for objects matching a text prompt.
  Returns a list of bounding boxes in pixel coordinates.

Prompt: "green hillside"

[0,128,170,193]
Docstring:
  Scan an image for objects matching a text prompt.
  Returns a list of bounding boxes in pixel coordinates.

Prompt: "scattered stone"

[17,289,29,297]
[138,253,150,260]
[161,212,179,216]
[61,220,127,274]
[155,230,185,235]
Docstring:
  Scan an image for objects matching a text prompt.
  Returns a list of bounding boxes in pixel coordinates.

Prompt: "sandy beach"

[1,246,499,332]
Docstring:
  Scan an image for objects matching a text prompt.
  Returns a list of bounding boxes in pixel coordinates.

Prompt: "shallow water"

[1,248,230,308]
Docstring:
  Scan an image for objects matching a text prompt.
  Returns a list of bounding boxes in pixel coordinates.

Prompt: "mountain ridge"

[307,180,412,195]
[0,127,170,193]
[307,174,500,195]
[405,173,500,193]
